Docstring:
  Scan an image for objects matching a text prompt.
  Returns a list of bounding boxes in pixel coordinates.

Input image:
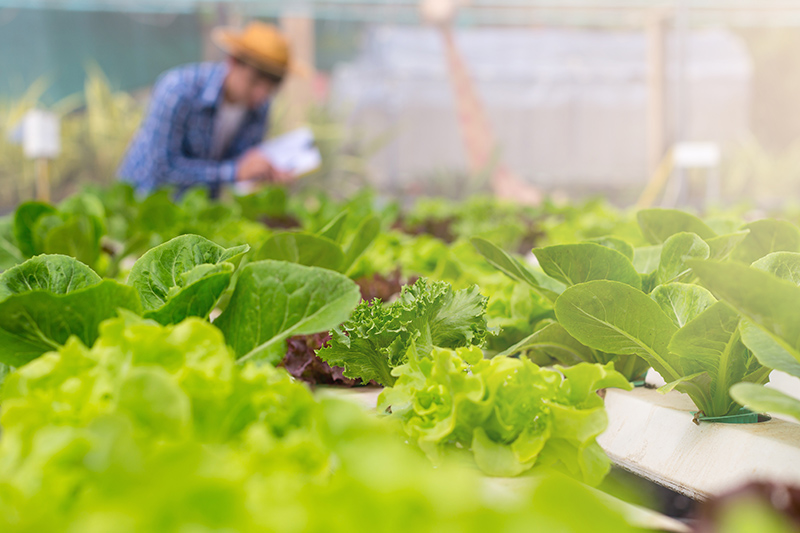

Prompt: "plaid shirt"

[118,62,270,197]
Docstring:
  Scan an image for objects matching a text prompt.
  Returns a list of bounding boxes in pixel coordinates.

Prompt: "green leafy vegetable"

[730,382,800,423]
[656,232,710,285]
[664,302,769,416]
[379,345,630,482]
[690,259,800,377]
[0,254,101,300]
[127,234,248,324]
[637,208,716,244]
[215,260,361,364]
[731,219,800,264]
[533,243,641,289]
[471,236,564,301]
[317,278,489,386]
[555,280,680,382]
[0,278,142,366]
[256,231,345,271]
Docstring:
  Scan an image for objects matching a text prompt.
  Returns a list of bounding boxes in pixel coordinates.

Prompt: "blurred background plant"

[0,66,143,209]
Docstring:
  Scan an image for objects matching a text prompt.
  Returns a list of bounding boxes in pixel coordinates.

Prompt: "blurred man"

[118,21,295,197]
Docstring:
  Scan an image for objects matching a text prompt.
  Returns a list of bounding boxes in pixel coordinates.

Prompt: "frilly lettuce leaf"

[378,344,630,483]
[317,278,489,386]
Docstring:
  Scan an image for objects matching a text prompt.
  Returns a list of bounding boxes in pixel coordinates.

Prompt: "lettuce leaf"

[379,345,630,483]
[317,278,489,386]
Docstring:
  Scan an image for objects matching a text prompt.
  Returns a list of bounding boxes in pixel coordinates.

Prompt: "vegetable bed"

[0,184,799,532]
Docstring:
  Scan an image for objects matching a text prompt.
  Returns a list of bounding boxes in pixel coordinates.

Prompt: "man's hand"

[236,149,295,184]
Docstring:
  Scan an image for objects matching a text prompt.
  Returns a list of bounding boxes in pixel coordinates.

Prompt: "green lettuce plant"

[0,254,140,366]
[379,344,631,482]
[691,253,800,422]
[0,313,637,532]
[316,278,489,386]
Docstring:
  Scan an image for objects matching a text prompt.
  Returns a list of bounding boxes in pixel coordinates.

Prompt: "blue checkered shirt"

[118,62,270,197]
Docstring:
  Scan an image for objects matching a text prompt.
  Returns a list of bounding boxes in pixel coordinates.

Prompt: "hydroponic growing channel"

[0,184,799,532]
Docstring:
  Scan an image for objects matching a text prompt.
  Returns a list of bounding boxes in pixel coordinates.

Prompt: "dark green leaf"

[255,232,344,272]
[0,279,142,366]
[14,202,57,257]
[215,260,361,364]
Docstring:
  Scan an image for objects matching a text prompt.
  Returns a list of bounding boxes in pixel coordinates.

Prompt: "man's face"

[224,57,282,109]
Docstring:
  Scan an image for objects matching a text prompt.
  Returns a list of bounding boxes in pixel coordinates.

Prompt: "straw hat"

[212,22,298,78]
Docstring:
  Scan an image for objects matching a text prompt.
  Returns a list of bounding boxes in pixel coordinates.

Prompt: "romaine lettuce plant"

[0,254,141,366]
[254,209,381,276]
[691,254,800,422]
[14,197,107,272]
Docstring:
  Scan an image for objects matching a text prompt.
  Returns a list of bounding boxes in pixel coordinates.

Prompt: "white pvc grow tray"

[598,385,800,501]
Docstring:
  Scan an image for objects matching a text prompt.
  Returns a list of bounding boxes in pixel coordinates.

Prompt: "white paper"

[258,127,322,176]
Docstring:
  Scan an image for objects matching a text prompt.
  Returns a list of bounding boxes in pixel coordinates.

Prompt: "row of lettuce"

[0,184,798,531]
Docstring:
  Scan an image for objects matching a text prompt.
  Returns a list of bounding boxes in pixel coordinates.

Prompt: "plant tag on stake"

[23,109,60,159]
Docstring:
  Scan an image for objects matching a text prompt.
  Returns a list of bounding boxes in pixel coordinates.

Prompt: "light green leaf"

[706,231,749,261]
[739,320,800,378]
[128,235,248,324]
[0,217,24,271]
[752,251,800,285]
[691,260,800,377]
[471,237,564,302]
[533,243,641,289]
[0,279,142,367]
[0,255,101,301]
[730,383,800,422]
[656,232,710,285]
[637,208,716,244]
[498,322,594,366]
[342,215,381,275]
[215,260,362,364]
[317,210,350,243]
[650,283,716,329]
[472,426,535,477]
[583,237,634,261]
[732,219,800,264]
[632,245,663,274]
[668,301,769,416]
[256,231,344,272]
[658,372,713,415]
[554,280,680,381]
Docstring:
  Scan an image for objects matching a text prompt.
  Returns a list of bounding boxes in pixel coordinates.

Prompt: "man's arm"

[146,72,238,188]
